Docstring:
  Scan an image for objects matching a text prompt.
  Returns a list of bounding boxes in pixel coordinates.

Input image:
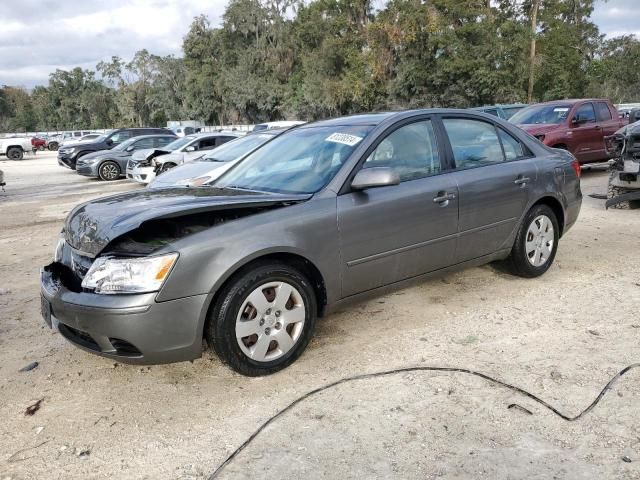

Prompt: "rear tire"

[98,161,121,181]
[48,142,59,151]
[6,147,23,160]
[206,262,317,376]
[508,204,559,278]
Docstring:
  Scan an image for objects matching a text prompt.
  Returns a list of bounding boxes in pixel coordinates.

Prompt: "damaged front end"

[46,187,310,295]
[604,122,640,209]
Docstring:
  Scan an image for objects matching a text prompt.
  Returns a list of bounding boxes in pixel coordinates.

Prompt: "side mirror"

[126,145,135,152]
[105,138,114,145]
[351,167,400,191]
[185,146,196,152]
[572,116,587,125]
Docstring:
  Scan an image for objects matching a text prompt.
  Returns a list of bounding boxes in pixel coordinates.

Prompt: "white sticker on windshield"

[325,132,363,146]
[553,108,569,113]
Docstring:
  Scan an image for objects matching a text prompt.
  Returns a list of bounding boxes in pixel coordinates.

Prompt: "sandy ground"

[0,152,639,480]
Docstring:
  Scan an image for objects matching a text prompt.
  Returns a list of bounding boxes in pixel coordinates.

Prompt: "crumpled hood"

[517,124,562,136]
[64,187,311,257]
[154,152,186,165]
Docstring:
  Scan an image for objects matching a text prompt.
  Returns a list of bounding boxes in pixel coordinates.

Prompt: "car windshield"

[510,104,571,125]
[201,134,274,162]
[112,138,136,151]
[502,106,525,119]
[215,125,373,194]
[163,136,196,151]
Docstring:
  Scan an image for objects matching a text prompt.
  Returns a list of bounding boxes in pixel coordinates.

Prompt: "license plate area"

[624,160,640,173]
[41,295,52,328]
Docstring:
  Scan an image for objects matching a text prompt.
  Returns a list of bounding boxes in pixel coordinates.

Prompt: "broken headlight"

[81,253,178,294]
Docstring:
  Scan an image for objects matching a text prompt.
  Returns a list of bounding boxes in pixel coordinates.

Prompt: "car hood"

[132,148,174,161]
[64,188,311,257]
[154,152,186,164]
[61,140,102,149]
[80,150,126,161]
[148,160,230,188]
[517,124,561,136]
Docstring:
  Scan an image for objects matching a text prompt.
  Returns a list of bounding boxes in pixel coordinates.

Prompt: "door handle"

[514,176,531,185]
[433,192,456,205]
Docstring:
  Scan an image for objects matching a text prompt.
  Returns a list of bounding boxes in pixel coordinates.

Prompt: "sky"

[0,0,638,89]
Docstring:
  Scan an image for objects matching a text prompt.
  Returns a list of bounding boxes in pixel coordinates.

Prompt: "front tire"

[206,262,317,376]
[48,142,59,151]
[508,204,559,278]
[98,161,121,181]
[159,162,177,174]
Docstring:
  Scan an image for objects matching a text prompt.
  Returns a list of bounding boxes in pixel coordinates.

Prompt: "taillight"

[571,159,581,178]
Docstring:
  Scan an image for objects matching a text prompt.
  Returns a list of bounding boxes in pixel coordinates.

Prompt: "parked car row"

[41,109,582,376]
[56,127,246,183]
[471,98,628,164]
[509,98,627,164]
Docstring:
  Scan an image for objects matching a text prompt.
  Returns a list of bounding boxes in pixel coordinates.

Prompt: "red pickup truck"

[510,99,626,164]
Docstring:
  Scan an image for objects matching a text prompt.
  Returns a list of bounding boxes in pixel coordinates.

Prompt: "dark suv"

[58,128,175,170]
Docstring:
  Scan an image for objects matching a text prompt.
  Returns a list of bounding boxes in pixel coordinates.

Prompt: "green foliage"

[1,0,638,131]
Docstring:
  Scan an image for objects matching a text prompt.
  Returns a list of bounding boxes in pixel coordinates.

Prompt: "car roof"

[188,132,242,138]
[532,99,611,106]
[300,109,510,128]
[301,113,396,128]
[130,134,176,139]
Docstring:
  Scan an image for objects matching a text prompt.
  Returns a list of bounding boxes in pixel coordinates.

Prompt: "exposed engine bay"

[604,121,640,209]
[104,207,275,256]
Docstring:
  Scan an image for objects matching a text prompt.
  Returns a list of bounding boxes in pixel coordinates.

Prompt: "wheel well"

[533,196,565,236]
[204,252,328,332]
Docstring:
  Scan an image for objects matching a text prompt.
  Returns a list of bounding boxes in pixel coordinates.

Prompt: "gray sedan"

[76,135,176,180]
[41,110,582,376]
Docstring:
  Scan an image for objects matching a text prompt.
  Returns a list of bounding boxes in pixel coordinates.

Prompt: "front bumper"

[610,161,640,190]
[126,165,155,184]
[76,163,99,177]
[57,152,77,169]
[40,264,208,364]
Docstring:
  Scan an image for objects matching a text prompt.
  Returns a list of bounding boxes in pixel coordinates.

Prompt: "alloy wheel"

[100,163,119,180]
[235,281,306,362]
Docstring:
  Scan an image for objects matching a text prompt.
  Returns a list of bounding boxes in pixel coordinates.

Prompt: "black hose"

[209,363,640,479]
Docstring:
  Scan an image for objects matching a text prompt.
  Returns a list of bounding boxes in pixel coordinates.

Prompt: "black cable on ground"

[209,363,640,479]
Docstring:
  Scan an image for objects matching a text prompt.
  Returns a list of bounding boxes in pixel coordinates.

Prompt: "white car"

[0,135,33,160]
[252,121,305,132]
[126,132,241,184]
[147,130,283,189]
[60,133,102,147]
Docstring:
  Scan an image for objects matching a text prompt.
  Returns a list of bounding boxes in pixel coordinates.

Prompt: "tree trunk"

[528,0,540,104]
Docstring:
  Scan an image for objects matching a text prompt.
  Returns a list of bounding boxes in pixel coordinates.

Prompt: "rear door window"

[595,102,613,122]
[198,138,218,150]
[497,128,528,160]
[442,119,505,169]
